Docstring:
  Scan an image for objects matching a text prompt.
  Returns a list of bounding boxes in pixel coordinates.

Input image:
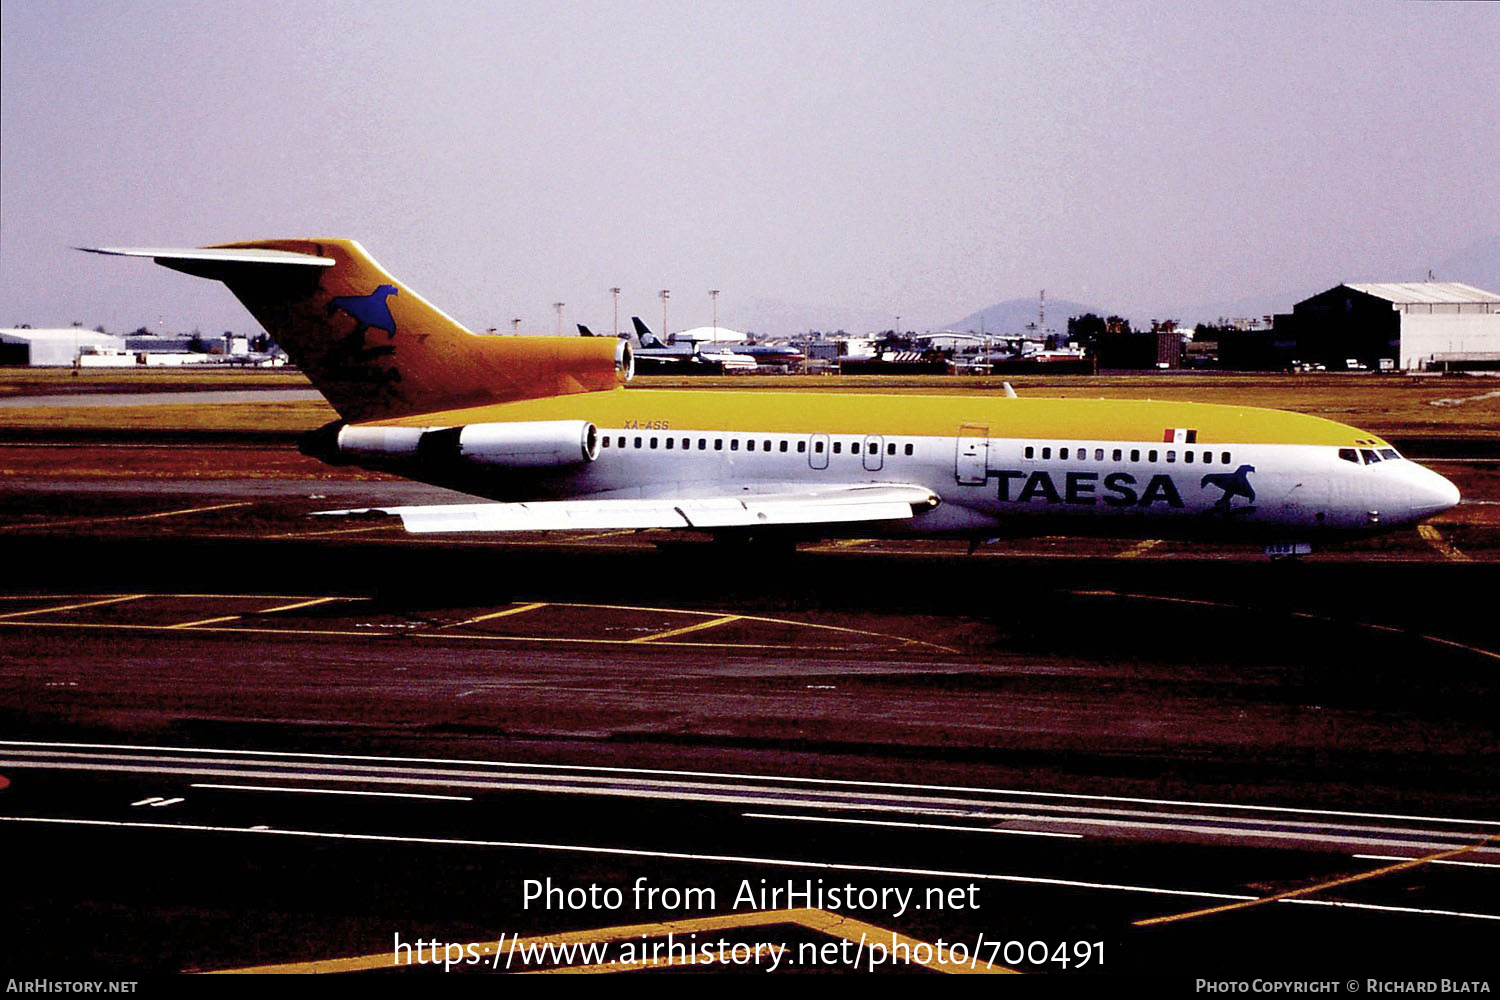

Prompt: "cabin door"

[955,425,989,485]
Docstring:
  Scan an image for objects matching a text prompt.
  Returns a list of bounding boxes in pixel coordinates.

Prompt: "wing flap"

[316,484,939,534]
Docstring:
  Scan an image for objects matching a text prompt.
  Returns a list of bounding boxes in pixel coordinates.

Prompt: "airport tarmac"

[1,413,1496,975]
[1,542,1496,974]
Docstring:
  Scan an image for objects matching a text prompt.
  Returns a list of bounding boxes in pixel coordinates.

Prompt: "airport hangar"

[0,328,126,366]
[1270,281,1500,371]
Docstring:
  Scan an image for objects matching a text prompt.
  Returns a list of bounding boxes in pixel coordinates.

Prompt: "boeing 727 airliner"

[84,240,1460,553]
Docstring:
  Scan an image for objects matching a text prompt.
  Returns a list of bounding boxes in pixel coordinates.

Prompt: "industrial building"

[0,328,127,366]
[1272,282,1500,371]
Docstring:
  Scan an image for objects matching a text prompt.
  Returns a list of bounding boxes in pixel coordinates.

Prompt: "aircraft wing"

[315,483,939,534]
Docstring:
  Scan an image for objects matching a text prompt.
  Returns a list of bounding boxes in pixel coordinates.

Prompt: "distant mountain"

[945,297,1105,337]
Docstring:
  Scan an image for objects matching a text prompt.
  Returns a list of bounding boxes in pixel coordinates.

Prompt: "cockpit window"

[1360,449,1381,464]
[1379,448,1401,461]
[1338,448,1360,464]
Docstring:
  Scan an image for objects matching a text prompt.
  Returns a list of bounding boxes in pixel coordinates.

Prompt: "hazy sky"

[3,0,1497,336]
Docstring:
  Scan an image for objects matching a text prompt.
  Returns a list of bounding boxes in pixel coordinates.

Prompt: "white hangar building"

[1276,282,1500,371]
[0,328,128,366]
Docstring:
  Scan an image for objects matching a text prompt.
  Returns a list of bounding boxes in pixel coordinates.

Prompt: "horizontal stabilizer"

[315,484,939,534]
[77,246,334,267]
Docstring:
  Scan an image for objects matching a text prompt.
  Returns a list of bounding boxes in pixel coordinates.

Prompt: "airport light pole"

[709,289,719,344]
[660,289,670,344]
[610,287,621,338]
[553,302,565,336]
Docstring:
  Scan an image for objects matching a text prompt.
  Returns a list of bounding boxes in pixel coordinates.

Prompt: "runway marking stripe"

[190,783,473,802]
[1115,539,1162,559]
[1416,524,1472,562]
[256,597,344,615]
[0,501,253,533]
[551,601,959,654]
[10,749,1492,852]
[167,615,243,629]
[743,811,1083,840]
[0,593,944,653]
[10,814,1497,924]
[629,614,743,643]
[1134,833,1500,927]
[8,756,1490,855]
[446,602,548,628]
[5,739,1494,830]
[0,813,1260,901]
[0,618,843,652]
[808,538,876,550]
[272,524,401,539]
[1354,854,1500,870]
[0,594,147,620]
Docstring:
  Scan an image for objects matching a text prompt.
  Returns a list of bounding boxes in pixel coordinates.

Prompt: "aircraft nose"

[1405,463,1461,521]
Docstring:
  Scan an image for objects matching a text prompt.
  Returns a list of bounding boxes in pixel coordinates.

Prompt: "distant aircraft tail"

[631,316,668,349]
[81,240,631,422]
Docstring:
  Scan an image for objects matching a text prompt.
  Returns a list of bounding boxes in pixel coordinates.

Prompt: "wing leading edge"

[315,484,940,534]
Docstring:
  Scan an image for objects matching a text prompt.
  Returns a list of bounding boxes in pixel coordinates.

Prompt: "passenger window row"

[1023,444,1234,465]
[599,435,917,457]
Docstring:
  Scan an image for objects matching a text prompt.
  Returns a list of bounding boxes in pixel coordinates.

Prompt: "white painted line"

[1285,897,1499,922]
[190,783,472,802]
[5,739,1493,829]
[0,814,1252,903]
[8,813,1498,923]
[149,797,184,807]
[1354,854,1500,871]
[743,812,1083,839]
[130,797,162,807]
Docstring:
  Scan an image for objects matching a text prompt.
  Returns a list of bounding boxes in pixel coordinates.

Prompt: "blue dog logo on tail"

[1201,464,1256,512]
[328,284,399,338]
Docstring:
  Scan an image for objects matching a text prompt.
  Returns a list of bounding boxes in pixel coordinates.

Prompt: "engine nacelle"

[425,420,600,468]
[302,419,600,469]
[336,425,431,459]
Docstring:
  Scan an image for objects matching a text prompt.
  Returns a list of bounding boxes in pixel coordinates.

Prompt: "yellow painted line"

[271,524,400,539]
[0,594,146,620]
[0,621,391,641]
[168,615,243,630]
[1417,524,1472,562]
[0,501,252,532]
[0,618,808,650]
[1134,833,1500,927]
[524,945,786,975]
[553,529,640,541]
[552,602,959,655]
[1116,539,1162,559]
[205,908,1013,974]
[629,614,742,643]
[0,594,951,654]
[446,603,547,628]
[256,597,343,614]
[810,538,875,551]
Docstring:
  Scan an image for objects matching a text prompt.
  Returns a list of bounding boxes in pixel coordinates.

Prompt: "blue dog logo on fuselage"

[1201,464,1256,511]
[328,284,399,339]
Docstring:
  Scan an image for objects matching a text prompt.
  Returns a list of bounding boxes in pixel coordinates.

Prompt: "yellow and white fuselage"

[84,239,1459,549]
[352,389,1458,541]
